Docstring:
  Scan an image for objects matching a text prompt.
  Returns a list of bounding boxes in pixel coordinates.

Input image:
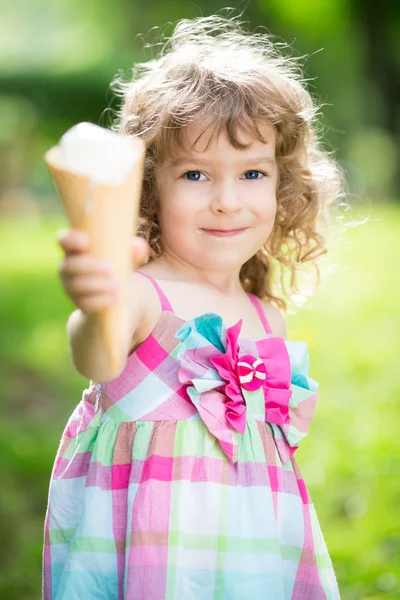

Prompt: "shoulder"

[127,270,164,352]
[259,299,288,340]
[129,270,160,311]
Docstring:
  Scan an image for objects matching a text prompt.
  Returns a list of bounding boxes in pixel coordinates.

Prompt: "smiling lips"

[200,228,248,237]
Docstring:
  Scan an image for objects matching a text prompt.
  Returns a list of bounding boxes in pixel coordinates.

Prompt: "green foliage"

[0,218,86,600]
[1,0,400,202]
[1,205,399,598]
[289,203,400,598]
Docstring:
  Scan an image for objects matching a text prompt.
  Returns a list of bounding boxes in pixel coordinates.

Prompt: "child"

[43,15,342,600]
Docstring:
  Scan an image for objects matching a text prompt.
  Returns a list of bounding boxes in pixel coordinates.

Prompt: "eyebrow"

[170,156,276,168]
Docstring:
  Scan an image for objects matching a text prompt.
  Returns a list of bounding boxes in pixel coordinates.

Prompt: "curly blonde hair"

[111,15,345,312]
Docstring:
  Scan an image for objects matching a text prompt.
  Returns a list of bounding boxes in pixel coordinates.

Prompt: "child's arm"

[59,230,150,382]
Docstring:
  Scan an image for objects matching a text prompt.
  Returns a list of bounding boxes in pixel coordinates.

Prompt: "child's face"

[155,118,278,275]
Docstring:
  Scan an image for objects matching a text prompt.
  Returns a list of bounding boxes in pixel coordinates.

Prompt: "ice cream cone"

[45,137,145,378]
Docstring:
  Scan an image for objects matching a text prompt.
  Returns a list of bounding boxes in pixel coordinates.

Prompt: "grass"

[1,204,399,599]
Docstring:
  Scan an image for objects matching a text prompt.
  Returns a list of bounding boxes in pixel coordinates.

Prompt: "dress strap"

[247,293,272,335]
[135,271,174,312]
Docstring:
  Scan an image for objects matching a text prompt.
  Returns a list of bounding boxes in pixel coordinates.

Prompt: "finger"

[57,229,90,255]
[65,275,118,297]
[60,256,113,278]
[78,293,118,315]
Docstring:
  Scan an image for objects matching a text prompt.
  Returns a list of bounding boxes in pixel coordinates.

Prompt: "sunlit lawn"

[0,203,399,599]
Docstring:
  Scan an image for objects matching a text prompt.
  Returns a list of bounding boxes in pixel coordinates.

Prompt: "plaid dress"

[43,272,340,599]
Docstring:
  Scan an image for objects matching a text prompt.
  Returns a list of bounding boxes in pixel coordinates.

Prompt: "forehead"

[168,116,276,158]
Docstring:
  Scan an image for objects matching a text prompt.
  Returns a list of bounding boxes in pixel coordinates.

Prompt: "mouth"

[199,228,248,238]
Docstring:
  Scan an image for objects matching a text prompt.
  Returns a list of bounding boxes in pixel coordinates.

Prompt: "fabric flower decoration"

[176,313,318,464]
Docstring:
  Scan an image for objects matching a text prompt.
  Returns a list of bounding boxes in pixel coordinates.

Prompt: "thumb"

[131,236,150,269]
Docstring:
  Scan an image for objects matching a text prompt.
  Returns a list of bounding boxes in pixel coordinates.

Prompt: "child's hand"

[57,230,150,315]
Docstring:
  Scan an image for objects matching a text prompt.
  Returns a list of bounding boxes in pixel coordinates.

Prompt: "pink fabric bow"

[177,317,297,463]
[211,320,293,446]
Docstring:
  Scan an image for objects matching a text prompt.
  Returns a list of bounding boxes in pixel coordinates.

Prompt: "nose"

[210,179,243,214]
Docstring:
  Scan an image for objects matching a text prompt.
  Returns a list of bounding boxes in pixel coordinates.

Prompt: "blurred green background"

[1,1,399,599]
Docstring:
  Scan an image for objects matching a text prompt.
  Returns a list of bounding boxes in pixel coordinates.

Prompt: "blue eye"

[184,171,203,181]
[244,170,264,180]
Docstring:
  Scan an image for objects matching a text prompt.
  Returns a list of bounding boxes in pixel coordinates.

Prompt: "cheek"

[158,196,199,243]
[267,200,277,223]
[159,181,205,228]
[156,173,190,226]
[252,188,277,223]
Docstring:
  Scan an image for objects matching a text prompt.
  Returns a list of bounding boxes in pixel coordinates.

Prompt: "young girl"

[43,15,342,600]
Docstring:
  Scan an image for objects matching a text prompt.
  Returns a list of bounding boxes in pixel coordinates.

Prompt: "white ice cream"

[59,122,138,186]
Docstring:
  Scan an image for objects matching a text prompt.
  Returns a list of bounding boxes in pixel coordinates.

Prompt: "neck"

[152,251,244,295]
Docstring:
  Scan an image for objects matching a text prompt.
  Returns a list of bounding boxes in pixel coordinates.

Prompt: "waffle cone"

[45,137,145,378]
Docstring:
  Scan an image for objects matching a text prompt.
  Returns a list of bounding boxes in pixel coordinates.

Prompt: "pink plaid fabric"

[42,272,340,599]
